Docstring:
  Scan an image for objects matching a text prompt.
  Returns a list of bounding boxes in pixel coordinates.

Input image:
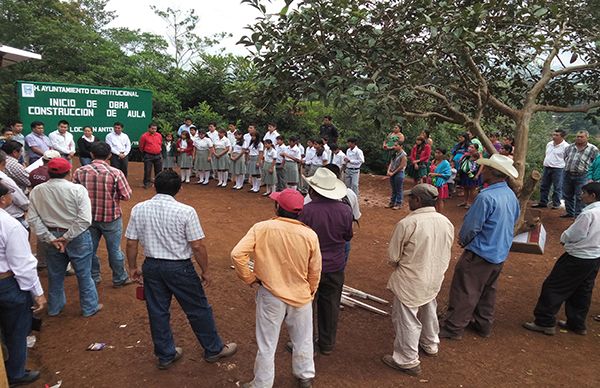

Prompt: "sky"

[106,0,286,57]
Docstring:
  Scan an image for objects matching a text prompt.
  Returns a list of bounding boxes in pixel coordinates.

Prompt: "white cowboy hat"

[303,167,347,200]
[476,154,519,179]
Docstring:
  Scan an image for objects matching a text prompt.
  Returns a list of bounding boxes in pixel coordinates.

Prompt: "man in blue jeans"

[0,184,46,386]
[73,142,133,287]
[561,130,598,218]
[532,130,569,209]
[125,170,237,369]
[27,157,101,317]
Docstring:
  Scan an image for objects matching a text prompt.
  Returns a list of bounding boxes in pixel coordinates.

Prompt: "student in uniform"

[261,139,278,196]
[303,139,316,177]
[161,133,177,171]
[247,132,264,193]
[281,136,303,190]
[330,144,345,170]
[213,129,231,187]
[193,130,215,185]
[344,138,365,196]
[230,130,246,190]
[176,131,194,182]
[189,126,199,177]
[275,136,287,192]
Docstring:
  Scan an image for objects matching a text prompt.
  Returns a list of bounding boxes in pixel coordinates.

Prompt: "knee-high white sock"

[255,177,261,191]
[270,185,276,193]
[181,170,186,181]
[186,169,191,181]
[289,184,297,190]
[222,171,228,184]
[236,175,244,188]
[217,171,223,184]
[204,171,210,182]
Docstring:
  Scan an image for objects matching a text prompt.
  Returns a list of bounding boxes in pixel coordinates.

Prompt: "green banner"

[17,81,152,144]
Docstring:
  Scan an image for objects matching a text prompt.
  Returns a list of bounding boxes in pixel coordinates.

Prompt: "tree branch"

[401,110,462,124]
[551,63,600,78]
[413,85,471,123]
[535,101,600,113]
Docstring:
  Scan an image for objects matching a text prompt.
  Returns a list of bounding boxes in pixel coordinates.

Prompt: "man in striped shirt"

[562,130,598,218]
[73,141,133,287]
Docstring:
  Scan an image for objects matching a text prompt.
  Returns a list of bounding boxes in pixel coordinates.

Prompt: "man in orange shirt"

[232,189,322,388]
[138,123,163,189]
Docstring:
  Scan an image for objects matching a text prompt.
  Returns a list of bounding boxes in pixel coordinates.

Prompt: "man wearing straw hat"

[382,183,454,376]
[300,167,353,355]
[440,154,519,339]
[231,189,322,388]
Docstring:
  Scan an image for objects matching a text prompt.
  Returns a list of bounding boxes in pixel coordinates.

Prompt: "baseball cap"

[47,158,71,174]
[42,150,61,161]
[403,183,439,200]
[269,189,304,213]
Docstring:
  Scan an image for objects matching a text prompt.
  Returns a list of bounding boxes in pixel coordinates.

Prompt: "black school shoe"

[9,370,40,387]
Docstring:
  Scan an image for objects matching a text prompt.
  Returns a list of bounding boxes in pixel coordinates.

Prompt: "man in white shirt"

[532,130,569,209]
[383,184,454,376]
[263,122,280,144]
[0,184,46,387]
[105,122,131,177]
[48,120,75,161]
[523,182,600,336]
[275,136,288,192]
[125,170,237,369]
[344,138,365,196]
[177,117,193,137]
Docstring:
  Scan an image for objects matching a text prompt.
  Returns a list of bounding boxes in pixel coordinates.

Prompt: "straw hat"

[476,154,519,178]
[303,167,347,200]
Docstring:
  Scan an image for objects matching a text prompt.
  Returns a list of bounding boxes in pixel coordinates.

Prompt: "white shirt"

[0,171,28,219]
[543,140,569,168]
[207,130,220,144]
[304,146,316,165]
[248,141,264,157]
[264,148,277,163]
[125,194,205,260]
[0,209,43,296]
[226,130,237,150]
[298,143,305,157]
[213,137,231,150]
[561,201,600,259]
[178,124,192,136]
[346,146,365,168]
[48,130,75,155]
[263,130,280,144]
[242,133,252,149]
[275,144,288,163]
[193,137,213,151]
[332,150,346,168]
[322,148,332,164]
[285,145,302,162]
[231,143,244,154]
[105,131,132,156]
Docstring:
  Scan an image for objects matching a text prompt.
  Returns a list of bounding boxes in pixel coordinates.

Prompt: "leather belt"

[0,271,14,280]
[49,227,68,233]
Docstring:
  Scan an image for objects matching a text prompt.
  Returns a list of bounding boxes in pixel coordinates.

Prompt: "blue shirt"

[459,181,519,264]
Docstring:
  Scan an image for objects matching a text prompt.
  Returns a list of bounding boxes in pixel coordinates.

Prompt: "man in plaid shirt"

[562,130,598,218]
[73,141,133,287]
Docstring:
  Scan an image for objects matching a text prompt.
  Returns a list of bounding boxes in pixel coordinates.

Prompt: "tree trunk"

[514,170,542,234]
[466,120,497,156]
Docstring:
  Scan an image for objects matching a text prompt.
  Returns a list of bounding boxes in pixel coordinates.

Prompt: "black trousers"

[110,154,129,177]
[533,253,600,330]
[143,153,163,186]
[315,270,345,351]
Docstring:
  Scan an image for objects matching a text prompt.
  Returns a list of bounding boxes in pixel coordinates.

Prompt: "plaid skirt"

[194,150,212,171]
[284,161,299,183]
[262,164,277,185]
[230,153,245,175]
[163,155,176,169]
[178,153,193,169]
[247,155,260,176]
[213,149,229,170]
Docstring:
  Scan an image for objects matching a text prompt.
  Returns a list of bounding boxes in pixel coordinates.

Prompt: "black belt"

[48,227,68,233]
[146,257,191,261]
[144,152,161,156]
[347,167,360,170]
[0,271,14,280]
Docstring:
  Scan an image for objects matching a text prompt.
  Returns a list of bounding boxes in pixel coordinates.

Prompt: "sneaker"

[381,355,421,376]
[531,203,547,208]
[438,326,463,340]
[557,320,587,335]
[8,370,40,387]
[385,203,394,208]
[205,342,238,363]
[522,321,556,335]
[158,347,183,370]
[297,378,313,388]
[262,192,270,197]
[550,204,561,209]
[113,278,134,289]
[84,303,104,318]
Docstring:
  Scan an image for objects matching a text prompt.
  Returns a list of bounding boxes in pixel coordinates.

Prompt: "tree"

[241,0,600,217]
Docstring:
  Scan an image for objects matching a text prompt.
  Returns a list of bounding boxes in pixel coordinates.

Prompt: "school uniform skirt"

[178,153,193,169]
[247,155,260,176]
[163,155,176,169]
[304,164,318,177]
[230,153,245,175]
[262,164,277,185]
[213,148,229,170]
[284,161,299,183]
[194,150,212,171]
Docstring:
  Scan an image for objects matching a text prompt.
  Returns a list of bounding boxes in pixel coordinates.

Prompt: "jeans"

[538,167,564,206]
[79,157,92,166]
[46,230,99,317]
[110,154,128,177]
[142,258,224,363]
[344,168,360,196]
[143,153,163,186]
[563,172,587,216]
[389,171,405,206]
[344,241,351,263]
[0,277,32,381]
[89,218,128,285]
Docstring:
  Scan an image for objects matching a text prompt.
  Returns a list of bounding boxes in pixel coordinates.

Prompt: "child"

[428,147,452,213]
[330,144,346,175]
[303,139,316,176]
[230,130,246,190]
[247,132,264,193]
[275,136,288,192]
[193,130,214,185]
[176,131,194,182]
[447,160,458,197]
[281,136,302,190]
[344,137,365,196]
[407,136,431,184]
[457,144,481,208]
[161,133,176,171]
[261,139,278,196]
[213,128,231,187]
[385,141,407,210]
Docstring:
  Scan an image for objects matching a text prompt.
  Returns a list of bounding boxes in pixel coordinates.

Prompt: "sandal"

[457,202,466,207]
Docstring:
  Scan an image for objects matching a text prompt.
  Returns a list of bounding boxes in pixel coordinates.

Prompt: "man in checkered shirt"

[73,141,132,287]
[125,170,237,369]
[562,130,599,218]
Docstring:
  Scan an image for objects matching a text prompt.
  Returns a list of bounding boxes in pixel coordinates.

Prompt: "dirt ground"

[28,163,600,387]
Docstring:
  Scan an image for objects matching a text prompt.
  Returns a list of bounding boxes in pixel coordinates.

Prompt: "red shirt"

[29,165,50,188]
[410,143,431,163]
[72,160,132,222]
[139,132,163,155]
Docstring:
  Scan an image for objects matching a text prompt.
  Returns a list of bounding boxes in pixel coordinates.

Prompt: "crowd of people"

[0,116,599,388]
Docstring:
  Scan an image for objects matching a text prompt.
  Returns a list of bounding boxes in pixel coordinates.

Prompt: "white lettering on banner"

[49,98,76,107]
[27,106,94,116]
[127,110,145,118]
[109,101,129,109]
[38,85,140,97]
[91,126,114,133]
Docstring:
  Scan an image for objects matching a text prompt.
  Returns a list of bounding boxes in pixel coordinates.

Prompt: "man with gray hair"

[382,184,454,376]
[561,130,598,218]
